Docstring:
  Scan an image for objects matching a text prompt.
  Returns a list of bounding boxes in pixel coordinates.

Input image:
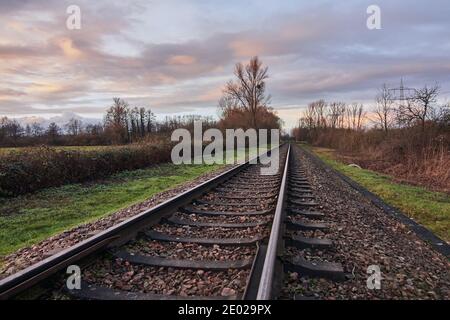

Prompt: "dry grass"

[310,145,450,242]
[302,127,450,193]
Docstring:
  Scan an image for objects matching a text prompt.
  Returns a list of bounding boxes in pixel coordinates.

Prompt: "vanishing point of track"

[0,144,345,300]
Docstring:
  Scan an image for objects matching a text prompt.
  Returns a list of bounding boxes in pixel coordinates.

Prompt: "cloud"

[0,0,449,129]
[56,38,84,59]
[167,55,197,65]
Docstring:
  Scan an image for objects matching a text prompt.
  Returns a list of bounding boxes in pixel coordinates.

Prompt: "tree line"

[294,82,449,136]
[292,82,450,191]
[0,56,281,147]
[0,102,216,147]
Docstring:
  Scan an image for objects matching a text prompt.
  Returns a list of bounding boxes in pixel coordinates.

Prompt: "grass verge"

[306,145,450,242]
[0,163,223,258]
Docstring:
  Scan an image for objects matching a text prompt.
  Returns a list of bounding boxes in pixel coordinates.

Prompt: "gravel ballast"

[126,240,257,261]
[282,146,450,300]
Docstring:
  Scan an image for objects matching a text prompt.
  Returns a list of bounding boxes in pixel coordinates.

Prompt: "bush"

[0,142,172,197]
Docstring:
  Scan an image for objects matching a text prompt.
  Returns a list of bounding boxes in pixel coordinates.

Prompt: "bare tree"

[65,118,83,136]
[0,117,23,141]
[303,102,316,129]
[300,100,329,129]
[430,103,450,128]
[85,123,103,136]
[105,98,130,143]
[224,56,270,129]
[46,122,61,144]
[138,107,146,137]
[397,84,439,131]
[373,84,395,132]
[25,124,32,136]
[146,109,156,133]
[314,100,327,128]
[31,122,44,137]
[346,103,366,130]
[327,102,346,129]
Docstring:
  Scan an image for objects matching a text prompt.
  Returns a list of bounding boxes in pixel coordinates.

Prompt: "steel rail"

[0,144,283,300]
[256,144,290,300]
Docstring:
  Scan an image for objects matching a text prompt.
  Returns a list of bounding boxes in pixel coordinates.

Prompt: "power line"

[388,78,416,103]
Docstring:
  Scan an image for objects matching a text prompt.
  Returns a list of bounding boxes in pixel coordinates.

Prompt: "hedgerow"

[0,143,172,197]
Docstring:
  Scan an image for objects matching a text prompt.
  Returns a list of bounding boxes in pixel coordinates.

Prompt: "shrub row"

[0,143,172,197]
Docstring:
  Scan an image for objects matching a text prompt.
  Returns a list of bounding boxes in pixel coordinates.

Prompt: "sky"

[1,0,450,129]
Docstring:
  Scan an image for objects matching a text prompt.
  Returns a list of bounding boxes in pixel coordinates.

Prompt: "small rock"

[221,287,236,297]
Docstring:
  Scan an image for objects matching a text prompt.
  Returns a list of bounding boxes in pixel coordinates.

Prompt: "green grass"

[0,163,223,258]
[306,145,450,242]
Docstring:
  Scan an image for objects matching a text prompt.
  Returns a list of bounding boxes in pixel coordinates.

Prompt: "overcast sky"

[1,0,449,128]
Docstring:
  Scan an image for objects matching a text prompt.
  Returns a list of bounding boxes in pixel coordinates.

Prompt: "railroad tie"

[287,208,325,219]
[285,235,333,249]
[288,187,313,194]
[290,177,309,183]
[288,198,318,207]
[113,250,253,270]
[68,282,240,300]
[289,182,311,187]
[213,193,278,200]
[289,194,316,200]
[284,257,345,281]
[285,220,328,231]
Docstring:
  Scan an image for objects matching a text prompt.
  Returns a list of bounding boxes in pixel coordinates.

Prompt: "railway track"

[279,145,344,299]
[0,143,349,300]
[257,144,344,299]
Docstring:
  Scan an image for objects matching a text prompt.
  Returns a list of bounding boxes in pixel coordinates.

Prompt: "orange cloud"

[6,21,26,32]
[57,38,83,59]
[167,55,196,65]
[28,83,63,94]
[198,86,223,102]
[229,39,265,57]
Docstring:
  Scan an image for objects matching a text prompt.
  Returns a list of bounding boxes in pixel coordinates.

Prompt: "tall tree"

[397,84,439,131]
[374,84,395,132]
[346,103,366,131]
[328,102,346,129]
[31,122,44,137]
[146,109,156,133]
[104,98,130,144]
[65,118,83,136]
[223,56,270,129]
[46,122,61,144]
